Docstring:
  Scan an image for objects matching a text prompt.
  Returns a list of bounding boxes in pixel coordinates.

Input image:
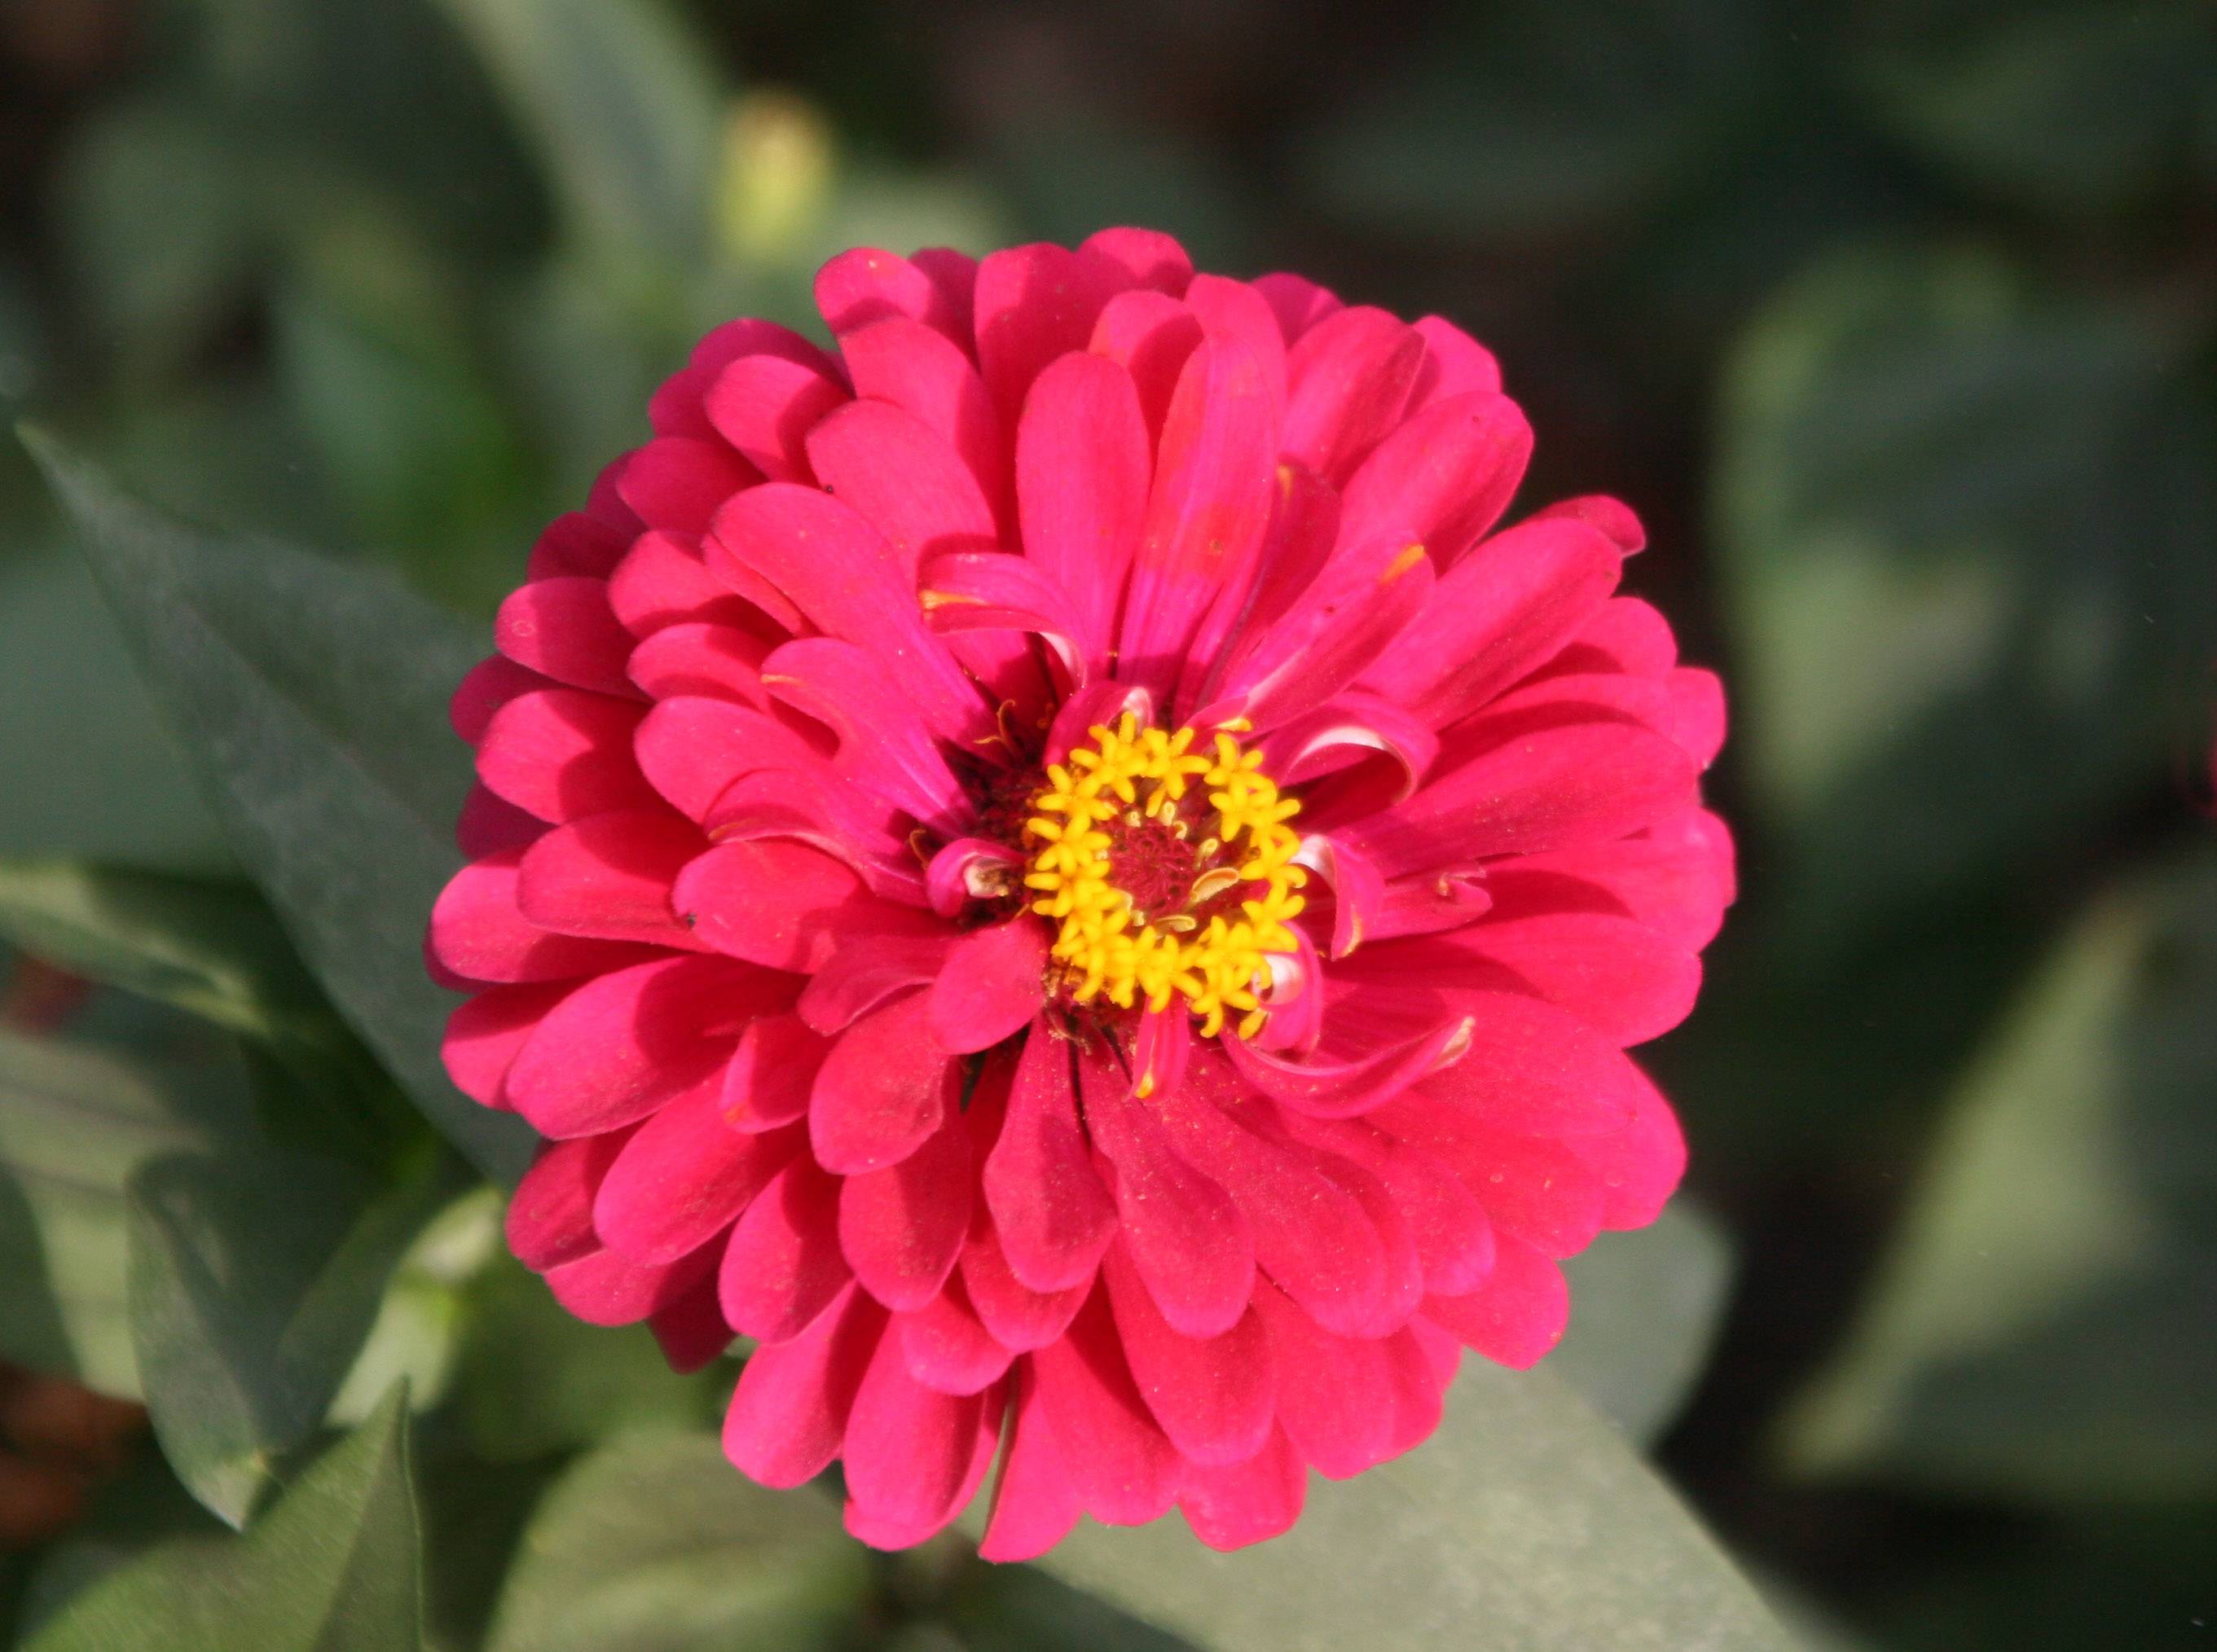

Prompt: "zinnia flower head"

[431,228,1734,1556]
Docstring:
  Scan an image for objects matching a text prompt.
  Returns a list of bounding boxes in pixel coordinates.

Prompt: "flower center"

[1023,715,1307,1039]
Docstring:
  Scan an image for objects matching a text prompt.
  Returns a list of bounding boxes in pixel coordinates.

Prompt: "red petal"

[722,1285,884,1487]
[809,991,957,1174]
[718,1155,851,1343]
[838,1115,972,1310]
[593,1087,800,1265]
[1102,1242,1274,1466]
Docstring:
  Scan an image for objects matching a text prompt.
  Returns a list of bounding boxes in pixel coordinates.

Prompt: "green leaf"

[1007,1365,1790,1652]
[1304,0,1766,244]
[0,860,337,1048]
[25,1384,423,1652]
[126,1146,454,1527]
[1779,848,2217,1503]
[20,427,532,1181]
[454,1248,724,1463]
[433,0,724,264]
[0,1023,252,1396]
[1843,0,2217,217]
[483,1432,869,1652]
[0,550,231,872]
[1713,244,2217,944]
[1555,1199,1734,1443]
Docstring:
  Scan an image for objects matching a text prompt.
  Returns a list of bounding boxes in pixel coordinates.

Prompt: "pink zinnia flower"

[430,229,1733,1556]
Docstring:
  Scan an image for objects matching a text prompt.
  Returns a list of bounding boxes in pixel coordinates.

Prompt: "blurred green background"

[2,1,2213,1648]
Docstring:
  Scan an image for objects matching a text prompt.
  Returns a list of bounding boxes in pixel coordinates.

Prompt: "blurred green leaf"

[1714,244,2217,943]
[946,1566,1193,1652]
[0,861,337,1050]
[483,1432,869,1652]
[1555,1199,1734,1443]
[1843,0,2217,217]
[24,1383,423,1652]
[54,94,256,374]
[126,1146,452,1527]
[22,428,533,1181]
[0,551,231,872]
[454,1248,723,1463]
[12,1445,227,1642]
[0,1024,251,1397]
[1780,848,2217,1502]
[433,0,724,266]
[1007,1364,1789,1652]
[1306,0,1767,244]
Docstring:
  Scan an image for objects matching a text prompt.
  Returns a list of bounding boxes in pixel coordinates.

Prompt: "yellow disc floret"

[1023,714,1307,1040]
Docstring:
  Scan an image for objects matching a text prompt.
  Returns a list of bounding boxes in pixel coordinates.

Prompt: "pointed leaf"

[23,428,531,1179]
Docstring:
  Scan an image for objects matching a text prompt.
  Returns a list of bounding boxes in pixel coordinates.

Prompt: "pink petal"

[1013,351,1150,663]
[809,991,958,1174]
[593,1085,802,1265]
[894,1270,1014,1395]
[1282,306,1427,485]
[959,1226,1091,1351]
[979,1365,1084,1562]
[1667,666,1727,768]
[608,529,785,639]
[614,437,754,535]
[526,511,631,581]
[704,354,847,483]
[917,551,1091,689]
[1568,1061,1687,1230]
[625,621,773,705]
[926,918,1049,1054]
[1410,315,1503,408]
[495,578,641,698]
[1179,1425,1307,1552]
[816,246,968,344]
[1221,999,1471,1120]
[505,954,789,1138]
[1361,516,1623,728]
[506,1127,633,1272]
[543,1239,718,1327]
[1527,491,1645,553]
[1279,1114,1496,1298]
[1249,1279,1392,1479]
[1088,289,1204,442]
[974,242,1122,420]
[1421,1234,1568,1369]
[805,399,999,582]
[1493,806,1735,954]
[431,850,661,984]
[1339,391,1531,570]
[1348,710,1700,878]
[842,1358,1001,1544]
[718,1155,851,1343]
[1030,1285,1183,1526]
[1080,226,1192,294]
[1182,275,1288,411]
[1215,529,1435,732]
[706,482,985,744]
[798,931,954,1035]
[839,315,1010,520]
[924,837,1025,919]
[1381,990,1640,1138]
[723,1013,834,1133]
[1102,1242,1274,1466]
[1421,1123,1607,1259]
[1148,1057,1390,1335]
[1118,335,1278,701]
[514,809,706,951]
[723,1284,885,1487]
[838,1114,973,1310]
[1419,912,1703,1047]
[647,1275,732,1372]
[451,655,544,745]
[983,1030,1118,1292]
[1252,271,1343,342]
[1080,1048,1253,1338]
[442,980,570,1107]
[759,636,971,833]
[477,689,656,824]
[675,838,914,973]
